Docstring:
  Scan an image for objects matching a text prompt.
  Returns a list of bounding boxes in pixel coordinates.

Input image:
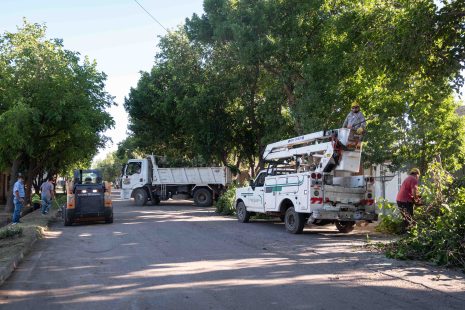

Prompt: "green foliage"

[54,194,67,208]
[93,152,126,182]
[382,160,465,269]
[124,0,465,176]
[215,183,238,215]
[0,225,23,240]
[0,20,114,199]
[375,202,404,235]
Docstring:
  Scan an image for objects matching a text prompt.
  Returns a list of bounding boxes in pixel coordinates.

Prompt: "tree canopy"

[0,20,114,209]
[124,0,465,174]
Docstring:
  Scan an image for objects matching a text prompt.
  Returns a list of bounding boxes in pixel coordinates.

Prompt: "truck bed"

[154,167,231,185]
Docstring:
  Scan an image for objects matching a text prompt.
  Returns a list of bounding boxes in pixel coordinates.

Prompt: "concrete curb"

[0,210,58,287]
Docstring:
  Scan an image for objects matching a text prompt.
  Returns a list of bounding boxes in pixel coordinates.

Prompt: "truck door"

[122,161,143,191]
[249,172,266,212]
[264,177,277,211]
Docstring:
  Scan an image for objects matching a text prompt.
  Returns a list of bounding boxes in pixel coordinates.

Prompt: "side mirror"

[249,179,253,187]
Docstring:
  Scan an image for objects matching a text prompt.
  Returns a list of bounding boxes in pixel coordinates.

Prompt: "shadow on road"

[1,200,464,310]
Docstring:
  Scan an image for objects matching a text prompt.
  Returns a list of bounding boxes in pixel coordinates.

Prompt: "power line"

[133,0,168,32]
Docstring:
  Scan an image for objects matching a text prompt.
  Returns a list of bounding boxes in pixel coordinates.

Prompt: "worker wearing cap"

[396,168,421,232]
[343,102,366,135]
[12,173,26,225]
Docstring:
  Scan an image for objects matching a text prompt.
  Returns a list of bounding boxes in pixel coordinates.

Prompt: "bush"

[375,201,404,235]
[215,183,238,216]
[0,225,23,240]
[381,160,465,269]
[54,194,67,208]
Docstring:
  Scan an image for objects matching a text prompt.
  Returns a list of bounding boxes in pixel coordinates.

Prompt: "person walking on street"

[40,177,55,215]
[343,101,366,135]
[12,173,26,225]
[396,168,421,232]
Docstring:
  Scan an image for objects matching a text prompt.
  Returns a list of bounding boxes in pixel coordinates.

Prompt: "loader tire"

[193,188,213,207]
[236,201,250,223]
[105,213,113,224]
[134,189,148,206]
[64,209,73,226]
[335,220,355,233]
[285,207,305,234]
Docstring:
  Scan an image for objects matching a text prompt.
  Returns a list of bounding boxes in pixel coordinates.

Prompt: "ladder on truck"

[262,128,362,174]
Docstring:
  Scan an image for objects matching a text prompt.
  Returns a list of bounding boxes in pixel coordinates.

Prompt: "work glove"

[356,127,364,135]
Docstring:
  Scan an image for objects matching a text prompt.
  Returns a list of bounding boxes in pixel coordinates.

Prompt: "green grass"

[0,225,23,240]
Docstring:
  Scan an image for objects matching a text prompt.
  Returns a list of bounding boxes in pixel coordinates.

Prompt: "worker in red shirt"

[396,168,421,232]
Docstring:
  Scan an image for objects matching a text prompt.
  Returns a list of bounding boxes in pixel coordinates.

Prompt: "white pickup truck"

[235,128,377,233]
[121,155,232,207]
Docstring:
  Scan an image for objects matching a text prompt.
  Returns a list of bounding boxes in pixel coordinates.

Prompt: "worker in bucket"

[343,101,366,135]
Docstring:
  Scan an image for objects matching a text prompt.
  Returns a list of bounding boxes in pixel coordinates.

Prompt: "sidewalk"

[0,208,57,286]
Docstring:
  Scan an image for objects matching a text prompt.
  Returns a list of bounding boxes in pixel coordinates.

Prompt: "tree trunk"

[5,158,21,213]
[26,159,36,201]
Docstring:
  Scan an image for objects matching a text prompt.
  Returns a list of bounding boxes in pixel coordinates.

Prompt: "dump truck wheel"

[193,188,212,207]
[285,207,305,234]
[236,201,250,223]
[134,189,148,206]
[335,220,355,233]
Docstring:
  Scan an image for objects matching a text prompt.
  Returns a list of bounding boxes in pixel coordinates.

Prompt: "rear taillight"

[360,199,375,205]
[311,197,323,204]
[311,173,322,179]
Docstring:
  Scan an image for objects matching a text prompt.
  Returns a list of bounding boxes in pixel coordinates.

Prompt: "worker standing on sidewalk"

[40,177,55,215]
[396,168,421,233]
[12,173,26,225]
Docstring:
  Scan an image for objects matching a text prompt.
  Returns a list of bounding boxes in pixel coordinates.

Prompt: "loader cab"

[64,169,113,226]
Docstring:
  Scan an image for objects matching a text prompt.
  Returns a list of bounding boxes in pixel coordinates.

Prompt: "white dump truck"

[235,128,377,233]
[121,155,232,207]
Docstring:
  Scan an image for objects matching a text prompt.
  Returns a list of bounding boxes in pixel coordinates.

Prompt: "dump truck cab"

[64,169,113,226]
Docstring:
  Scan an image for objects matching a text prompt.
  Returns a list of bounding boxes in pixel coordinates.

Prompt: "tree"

[0,20,114,211]
[126,0,465,177]
[93,152,125,184]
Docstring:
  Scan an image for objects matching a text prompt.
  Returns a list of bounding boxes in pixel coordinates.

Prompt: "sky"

[0,0,205,162]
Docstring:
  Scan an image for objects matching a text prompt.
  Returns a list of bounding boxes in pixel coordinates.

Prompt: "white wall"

[368,165,408,203]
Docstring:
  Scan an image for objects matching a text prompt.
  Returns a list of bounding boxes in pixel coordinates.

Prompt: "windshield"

[74,170,103,184]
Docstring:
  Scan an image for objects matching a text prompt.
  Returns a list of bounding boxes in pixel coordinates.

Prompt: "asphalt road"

[1,192,464,310]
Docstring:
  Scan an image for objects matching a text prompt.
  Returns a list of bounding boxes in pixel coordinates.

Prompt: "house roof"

[457,105,465,116]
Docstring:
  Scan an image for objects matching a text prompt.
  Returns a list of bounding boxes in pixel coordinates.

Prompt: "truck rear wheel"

[236,201,250,223]
[193,188,212,207]
[335,220,355,233]
[134,189,148,206]
[285,207,305,234]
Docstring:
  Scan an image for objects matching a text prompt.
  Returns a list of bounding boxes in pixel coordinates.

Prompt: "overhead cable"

[133,0,168,32]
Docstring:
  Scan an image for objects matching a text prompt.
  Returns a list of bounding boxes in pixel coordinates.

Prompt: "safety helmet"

[409,168,420,176]
[351,101,360,108]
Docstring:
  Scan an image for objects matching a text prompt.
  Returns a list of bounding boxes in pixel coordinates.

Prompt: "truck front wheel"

[285,207,306,234]
[193,188,213,207]
[134,189,148,206]
[236,201,250,223]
